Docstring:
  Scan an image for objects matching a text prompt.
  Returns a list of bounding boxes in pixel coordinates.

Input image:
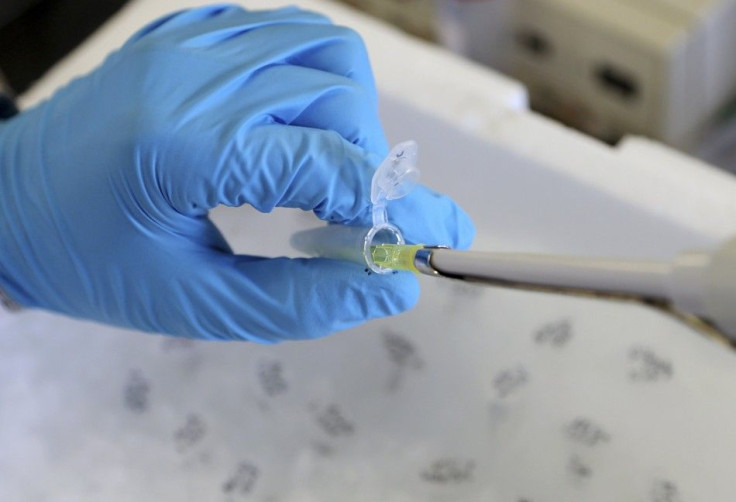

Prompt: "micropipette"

[292,140,736,347]
[371,241,736,347]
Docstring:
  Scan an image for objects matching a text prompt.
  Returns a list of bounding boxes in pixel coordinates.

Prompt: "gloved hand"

[0,5,474,342]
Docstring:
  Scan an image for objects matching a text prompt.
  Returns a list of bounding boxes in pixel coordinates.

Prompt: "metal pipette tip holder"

[291,141,420,273]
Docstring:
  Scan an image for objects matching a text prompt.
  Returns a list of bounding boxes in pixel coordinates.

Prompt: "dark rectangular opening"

[594,64,639,100]
[515,29,553,58]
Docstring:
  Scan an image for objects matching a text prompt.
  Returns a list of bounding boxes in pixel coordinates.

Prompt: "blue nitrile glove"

[0,5,474,342]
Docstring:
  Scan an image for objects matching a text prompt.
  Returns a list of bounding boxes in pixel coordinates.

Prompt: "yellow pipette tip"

[370,244,424,273]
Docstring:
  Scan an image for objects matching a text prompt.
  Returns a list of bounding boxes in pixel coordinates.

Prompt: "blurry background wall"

[338,0,736,171]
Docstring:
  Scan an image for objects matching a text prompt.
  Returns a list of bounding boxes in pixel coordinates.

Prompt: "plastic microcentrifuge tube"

[290,140,420,273]
[370,244,425,272]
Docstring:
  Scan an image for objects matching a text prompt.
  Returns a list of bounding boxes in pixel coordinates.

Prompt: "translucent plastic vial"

[291,141,420,273]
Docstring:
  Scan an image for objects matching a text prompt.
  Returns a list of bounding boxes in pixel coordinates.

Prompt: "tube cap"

[365,141,420,273]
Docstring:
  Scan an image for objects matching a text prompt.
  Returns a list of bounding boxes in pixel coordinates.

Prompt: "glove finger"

[390,185,476,250]
[217,23,379,105]
[159,253,420,342]
[125,5,240,45]
[132,7,368,88]
[131,6,386,144]
[155,64,386,158]
[176,9,336,50]
[167,124,378,223]
[236,65,387,154]
[126,5,330,46]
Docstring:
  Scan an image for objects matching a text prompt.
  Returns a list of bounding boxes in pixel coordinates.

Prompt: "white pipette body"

[425,237,736,342]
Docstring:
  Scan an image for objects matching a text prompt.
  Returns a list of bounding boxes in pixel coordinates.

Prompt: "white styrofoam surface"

[6,0,736,501]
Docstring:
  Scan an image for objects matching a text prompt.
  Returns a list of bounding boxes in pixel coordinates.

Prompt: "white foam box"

[509,0,736,149]
[6,0,736,500]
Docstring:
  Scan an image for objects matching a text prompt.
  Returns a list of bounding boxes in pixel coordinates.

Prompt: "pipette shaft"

[372,239,736,346]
